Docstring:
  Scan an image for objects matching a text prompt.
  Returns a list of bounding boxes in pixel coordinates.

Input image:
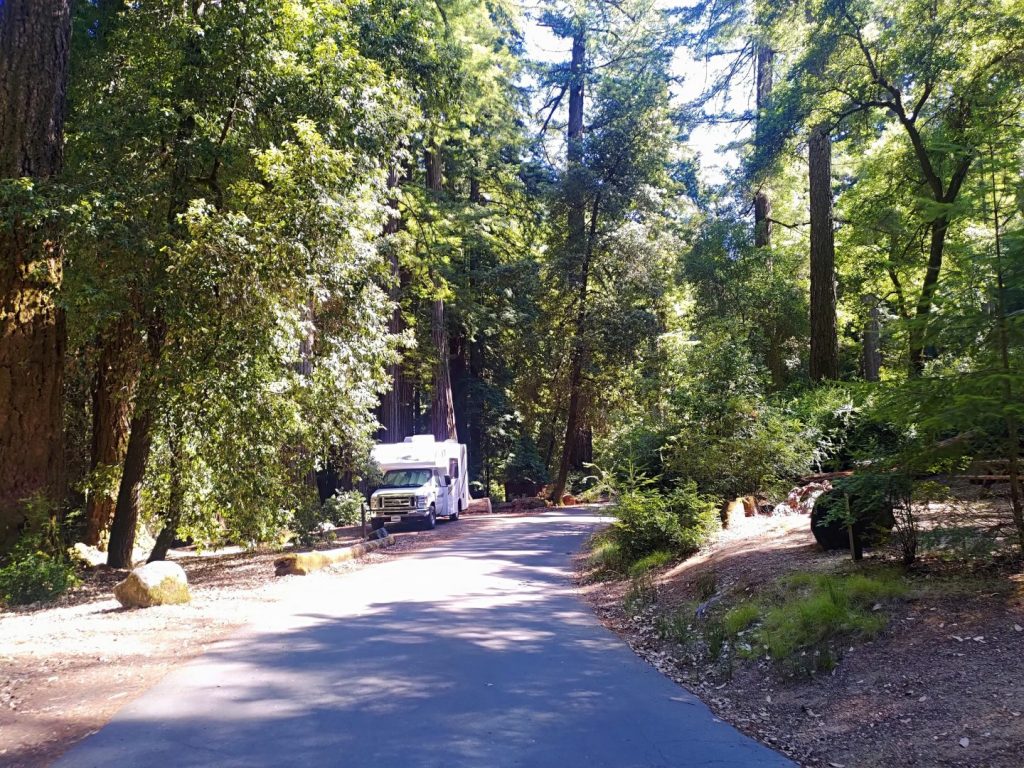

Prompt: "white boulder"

[113,561,191,608]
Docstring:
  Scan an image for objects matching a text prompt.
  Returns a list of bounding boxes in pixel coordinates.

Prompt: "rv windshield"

[380,469,432,488]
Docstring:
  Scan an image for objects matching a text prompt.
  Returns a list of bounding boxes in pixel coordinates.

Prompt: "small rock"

[113,561,190,608]
[1014,624,1022,632]
[959,737,970,748]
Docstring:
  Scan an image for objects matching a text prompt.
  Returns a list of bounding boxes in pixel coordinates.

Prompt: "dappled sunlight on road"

[54,508,791,768]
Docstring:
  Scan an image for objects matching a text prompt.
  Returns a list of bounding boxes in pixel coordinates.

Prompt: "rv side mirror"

[444,475,452,487]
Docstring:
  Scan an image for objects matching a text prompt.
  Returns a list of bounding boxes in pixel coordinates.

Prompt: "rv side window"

[449,458,458,479]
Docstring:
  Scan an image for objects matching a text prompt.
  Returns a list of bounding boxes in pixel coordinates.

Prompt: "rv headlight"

[415,495,428,509]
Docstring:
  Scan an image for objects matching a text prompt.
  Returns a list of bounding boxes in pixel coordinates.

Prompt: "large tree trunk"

[753,41,774,249]
[425,144,457,442]
[0,0,72,549]
[378,167,414,441]
[565,30,586,256]
[808,124,839,381]
[430,300,458,441]
[84,317,138,546]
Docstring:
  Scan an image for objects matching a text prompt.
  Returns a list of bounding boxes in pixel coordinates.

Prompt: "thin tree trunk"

[987,146,1023,554]
[0,0,72,549]
[809,124,839,381]
[861,295,881,382]
[106,409,152,568]
[753,41,774,249]
[84,317,138,546]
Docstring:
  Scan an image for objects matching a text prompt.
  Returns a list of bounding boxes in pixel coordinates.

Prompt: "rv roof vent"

[404,434,436,444]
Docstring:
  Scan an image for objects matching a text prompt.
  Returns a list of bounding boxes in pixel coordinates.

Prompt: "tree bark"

[430,300,458,441]
[861,295,881,382]
[106,407,152,568]
[84,317,138,546]
[0,0,72,548]
[808,124,839,381]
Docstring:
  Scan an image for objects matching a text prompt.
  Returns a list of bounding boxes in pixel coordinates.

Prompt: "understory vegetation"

[652,568,910,676]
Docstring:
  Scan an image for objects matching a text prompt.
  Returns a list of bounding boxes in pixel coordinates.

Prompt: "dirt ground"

[580,502,1024,768]
[0,515,485,768]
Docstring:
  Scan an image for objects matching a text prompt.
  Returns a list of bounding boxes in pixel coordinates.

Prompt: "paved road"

[55,509,792,767]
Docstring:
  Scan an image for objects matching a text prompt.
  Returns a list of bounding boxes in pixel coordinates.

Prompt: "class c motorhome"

[369,435,469,530]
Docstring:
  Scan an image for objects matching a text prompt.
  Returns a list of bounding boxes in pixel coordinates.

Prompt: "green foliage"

[612,484,720,564]
[0,497,79,606]
[0,548,79,607]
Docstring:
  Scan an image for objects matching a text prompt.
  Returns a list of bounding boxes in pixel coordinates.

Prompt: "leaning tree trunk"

[106,406,153,568]
[908,217,951,373]
[0,0,72,549]
[84,317,138,546]
[808,124,839,381]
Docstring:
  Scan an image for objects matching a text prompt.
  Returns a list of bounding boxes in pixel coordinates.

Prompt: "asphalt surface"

[54,508,792,767]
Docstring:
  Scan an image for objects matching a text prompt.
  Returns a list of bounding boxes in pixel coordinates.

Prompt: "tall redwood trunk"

[430,300,458,441]
[426,144,457,441]
[550,26,588,504]
[379,167,414,441]
[84,317,137,546]
[0,0,72,548]
[808,124,839,381]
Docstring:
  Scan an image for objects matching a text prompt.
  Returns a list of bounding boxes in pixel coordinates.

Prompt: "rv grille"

[381,496,414,510]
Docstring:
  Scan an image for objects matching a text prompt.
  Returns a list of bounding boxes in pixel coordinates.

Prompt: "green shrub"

[324,490,365,527]
[613,484,720,564]
[0,548,79,606]
[664,483,720,553]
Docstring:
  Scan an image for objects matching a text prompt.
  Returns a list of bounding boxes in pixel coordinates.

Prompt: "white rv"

[369,435,469,530]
